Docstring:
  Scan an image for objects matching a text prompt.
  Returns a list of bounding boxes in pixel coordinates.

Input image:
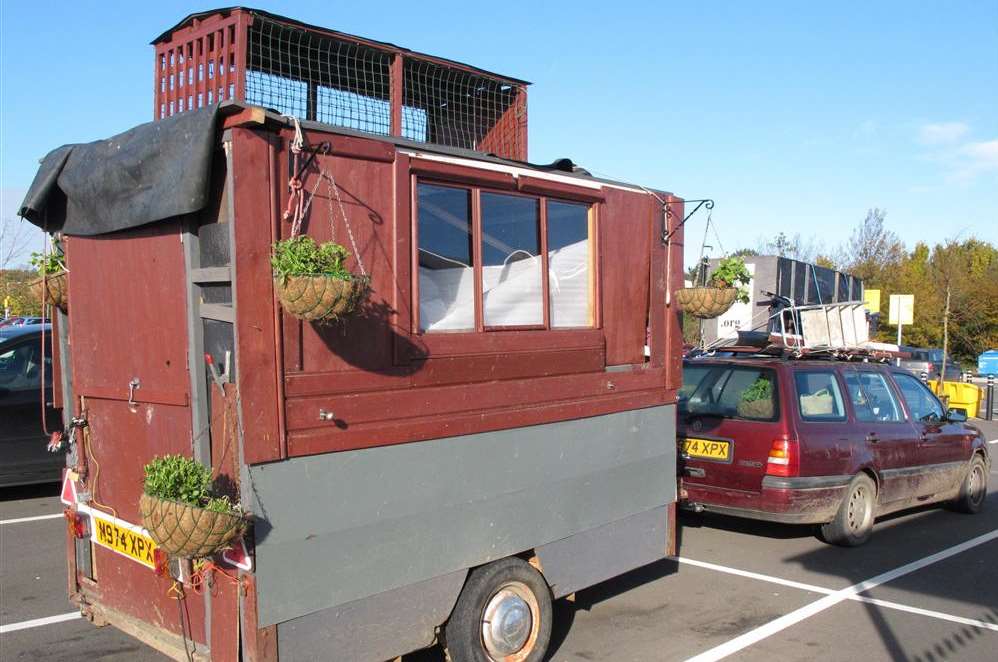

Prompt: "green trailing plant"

[29,240,66,276]
[741,377,773,403]
[271,236,355,282]
[709,256,752,303]
[143,455,239,514]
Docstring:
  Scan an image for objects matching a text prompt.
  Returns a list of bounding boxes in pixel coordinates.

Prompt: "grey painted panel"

[537,505,669,599]
[278,570,466,662]
[249,405,677,626]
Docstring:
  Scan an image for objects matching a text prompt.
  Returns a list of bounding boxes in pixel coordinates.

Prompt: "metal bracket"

[662,199,714,243]
[127,378,141,407]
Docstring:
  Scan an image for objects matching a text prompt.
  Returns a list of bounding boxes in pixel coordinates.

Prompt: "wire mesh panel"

[403,58,525,157]
[154,9,528,159]
[245,15,393,135]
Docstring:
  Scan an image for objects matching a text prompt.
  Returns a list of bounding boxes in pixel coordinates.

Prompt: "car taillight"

[766,438,799,477]
[153,549,170,578]
[64,509,88,539]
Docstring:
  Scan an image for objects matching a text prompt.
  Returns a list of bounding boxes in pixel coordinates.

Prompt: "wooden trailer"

[20,8,686,661]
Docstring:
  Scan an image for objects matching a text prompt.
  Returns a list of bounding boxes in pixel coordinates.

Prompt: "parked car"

[899,346,961,382]
[0,325,64,487]
[678,355,989,546]
[979,349,998,378]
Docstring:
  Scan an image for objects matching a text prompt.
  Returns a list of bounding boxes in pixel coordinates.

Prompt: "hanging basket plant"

[139,455,244,559]
[272,236,369,322]
[273,126,370,323]
[29,241,68,312]
[675,256,752,319]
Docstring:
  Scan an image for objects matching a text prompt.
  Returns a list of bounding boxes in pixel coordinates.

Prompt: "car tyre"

[952,455,988,514]
[444,557,552,662]
[821,474,876,547]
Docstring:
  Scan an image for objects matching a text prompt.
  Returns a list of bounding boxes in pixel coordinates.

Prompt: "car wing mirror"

[945,408,968,423]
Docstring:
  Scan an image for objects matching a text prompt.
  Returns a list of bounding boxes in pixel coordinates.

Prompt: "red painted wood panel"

[286,367,666,432]
[601,187,653,365]
[289,389,672,456]
[231,127,283,464]
[665,196,685,391]
[66,222,190,405]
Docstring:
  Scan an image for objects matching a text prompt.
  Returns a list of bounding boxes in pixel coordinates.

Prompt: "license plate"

[90,512,158,569]
[681,437,732,462]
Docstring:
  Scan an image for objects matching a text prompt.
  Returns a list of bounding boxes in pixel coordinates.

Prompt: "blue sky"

[2,1,996,267]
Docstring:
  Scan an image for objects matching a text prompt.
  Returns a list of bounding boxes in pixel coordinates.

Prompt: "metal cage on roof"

[152,7,529,160]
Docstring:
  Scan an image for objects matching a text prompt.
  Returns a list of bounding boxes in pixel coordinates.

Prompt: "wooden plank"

[230,127,283,464]
[601,187,652,365]
[410,157,516,189]
[288,389,670,456]
[191,266,232,283]
[517,175,604,203]
[201,303,235,322]
[284,366,667,432]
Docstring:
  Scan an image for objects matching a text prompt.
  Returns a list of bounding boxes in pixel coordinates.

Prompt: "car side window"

[843,370,903,423]
[794,370,847,421]
[0,341,50,391]
[893,373,944,422]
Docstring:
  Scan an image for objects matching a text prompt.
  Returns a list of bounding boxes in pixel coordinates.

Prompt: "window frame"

[412,175,599,336]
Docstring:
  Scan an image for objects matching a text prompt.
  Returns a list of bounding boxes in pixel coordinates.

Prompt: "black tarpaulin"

[18,106,219,236]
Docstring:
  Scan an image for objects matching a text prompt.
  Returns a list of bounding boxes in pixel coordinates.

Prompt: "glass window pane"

[795,371,846,421]
[894,373,944,422]
[417,184,475,331]
[481,192,543,326]
[844,371,902,422]
[683,365,778,421]
[547,201,592,327]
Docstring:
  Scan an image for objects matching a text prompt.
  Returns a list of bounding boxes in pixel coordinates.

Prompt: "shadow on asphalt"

[0,481,60,502]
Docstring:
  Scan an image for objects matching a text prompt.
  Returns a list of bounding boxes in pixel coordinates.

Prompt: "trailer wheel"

[444,557,552,662]
[820,473,876,547]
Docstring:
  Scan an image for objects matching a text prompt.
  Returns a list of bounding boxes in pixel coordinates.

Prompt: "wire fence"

[241,13,526,157]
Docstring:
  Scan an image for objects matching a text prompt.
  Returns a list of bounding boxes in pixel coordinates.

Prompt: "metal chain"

[323,170,367,278]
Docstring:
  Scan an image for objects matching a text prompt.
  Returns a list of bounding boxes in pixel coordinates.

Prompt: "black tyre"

[953,455,988,514]
[444,557,552,662]
[820,474,876,547]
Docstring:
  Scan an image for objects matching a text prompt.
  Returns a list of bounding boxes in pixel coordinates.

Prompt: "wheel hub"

[482,586,532,658]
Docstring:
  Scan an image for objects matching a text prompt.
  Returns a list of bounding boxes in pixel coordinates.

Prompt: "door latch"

[128,378,141,407]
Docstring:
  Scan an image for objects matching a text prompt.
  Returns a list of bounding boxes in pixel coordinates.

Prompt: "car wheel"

[953,455,988,514]
[821,474,876,547]
[444,557,552,662]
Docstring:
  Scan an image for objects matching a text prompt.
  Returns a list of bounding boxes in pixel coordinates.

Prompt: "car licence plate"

[90,512,158,569]
[681,437,732,462]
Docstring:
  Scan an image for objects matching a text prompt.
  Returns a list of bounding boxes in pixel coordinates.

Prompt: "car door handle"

[866,433,879,444]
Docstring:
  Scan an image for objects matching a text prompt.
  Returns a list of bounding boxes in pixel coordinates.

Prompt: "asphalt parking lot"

[3,421,997,662]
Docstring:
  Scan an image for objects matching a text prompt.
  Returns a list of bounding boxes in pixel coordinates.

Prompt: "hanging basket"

[274,274,368,322]
[31,271,69,312]
[139,494,244,559]
[674,287,738,319]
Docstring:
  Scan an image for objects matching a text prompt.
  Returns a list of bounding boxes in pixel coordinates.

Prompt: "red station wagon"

[678,356,990,546]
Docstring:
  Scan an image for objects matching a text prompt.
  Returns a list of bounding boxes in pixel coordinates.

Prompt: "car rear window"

[680,364,779,421]
[795,370,847,421]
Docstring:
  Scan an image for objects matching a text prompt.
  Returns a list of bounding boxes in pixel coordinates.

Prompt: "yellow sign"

[863,289,880,313]
[90,512,158,569]
[681,437,732,462]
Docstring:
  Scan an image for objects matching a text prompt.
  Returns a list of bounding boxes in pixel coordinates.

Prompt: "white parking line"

[988,439,998,445]
[674,556,998,633]
[0,513,64,525]
[0,612,80,634]
[684,529,998,662]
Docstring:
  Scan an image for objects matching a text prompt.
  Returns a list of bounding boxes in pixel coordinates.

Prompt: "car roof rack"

[691,300,909,364]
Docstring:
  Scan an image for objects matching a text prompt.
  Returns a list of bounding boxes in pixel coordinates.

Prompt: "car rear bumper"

[683,474,852,525]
